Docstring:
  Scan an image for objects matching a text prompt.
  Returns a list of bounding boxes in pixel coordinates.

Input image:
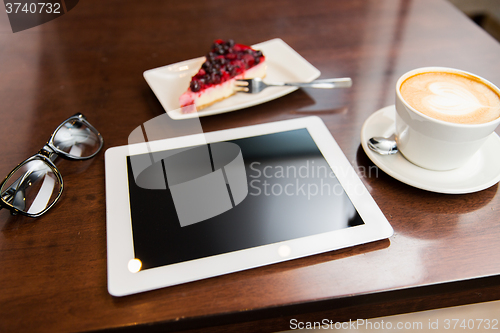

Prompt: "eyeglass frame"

[0,113,104,217]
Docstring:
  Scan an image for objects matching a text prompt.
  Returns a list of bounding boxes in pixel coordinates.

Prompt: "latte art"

[424,82,485,115]
[400,72,500,124]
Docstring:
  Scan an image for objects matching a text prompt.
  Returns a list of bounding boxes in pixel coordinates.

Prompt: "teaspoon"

[368,137,398,155]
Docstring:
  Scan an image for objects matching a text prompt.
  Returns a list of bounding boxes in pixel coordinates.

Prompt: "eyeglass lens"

[0,158,61,215]
[52,118,101,158]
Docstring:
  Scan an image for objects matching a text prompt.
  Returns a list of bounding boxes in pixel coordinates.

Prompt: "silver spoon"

[368,137,398,155]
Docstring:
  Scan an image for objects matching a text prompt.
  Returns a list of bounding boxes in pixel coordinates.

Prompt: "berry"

[211,73,221,84]
[190,80,201,92]
[202,61,212,70]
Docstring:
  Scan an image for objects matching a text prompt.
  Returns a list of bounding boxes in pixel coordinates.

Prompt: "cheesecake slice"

[179,39,266,112]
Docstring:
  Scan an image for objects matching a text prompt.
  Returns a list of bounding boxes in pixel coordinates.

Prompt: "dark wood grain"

[1,0,500,332]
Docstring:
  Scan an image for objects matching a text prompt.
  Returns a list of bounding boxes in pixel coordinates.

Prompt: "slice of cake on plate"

[179,39,266,112]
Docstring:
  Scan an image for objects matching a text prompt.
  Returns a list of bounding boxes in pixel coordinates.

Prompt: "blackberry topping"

[189,40,265,91]
[202,61,212,71]
[211,73,221,84]
[190,80,201,92]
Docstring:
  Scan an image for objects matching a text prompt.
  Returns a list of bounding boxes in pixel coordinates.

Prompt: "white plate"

[360,106,500,194]
[143,38,321,120]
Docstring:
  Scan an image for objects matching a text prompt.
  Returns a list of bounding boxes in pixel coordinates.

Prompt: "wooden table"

[1,0,500,332]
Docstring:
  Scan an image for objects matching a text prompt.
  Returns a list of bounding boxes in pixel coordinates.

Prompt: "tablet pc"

[105,116,393,296]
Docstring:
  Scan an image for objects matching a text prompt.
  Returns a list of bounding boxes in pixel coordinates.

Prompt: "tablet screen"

[127,128,364,270]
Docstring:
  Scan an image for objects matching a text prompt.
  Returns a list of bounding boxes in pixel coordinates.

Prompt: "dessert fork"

[235,77,352,93]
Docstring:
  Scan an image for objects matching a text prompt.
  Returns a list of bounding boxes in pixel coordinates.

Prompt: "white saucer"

[360,105,500,194]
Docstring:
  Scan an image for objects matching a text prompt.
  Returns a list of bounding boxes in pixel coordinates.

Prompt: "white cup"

[395,67,500,171]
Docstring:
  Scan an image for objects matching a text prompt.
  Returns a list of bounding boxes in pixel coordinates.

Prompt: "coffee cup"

[395,67,500,171]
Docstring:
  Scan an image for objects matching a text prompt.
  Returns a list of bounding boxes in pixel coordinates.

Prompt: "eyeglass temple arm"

[1,168,47,205]
[1,178,21,203]
[0,184,26,213]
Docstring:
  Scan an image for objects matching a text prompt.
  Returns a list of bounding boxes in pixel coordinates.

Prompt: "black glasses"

[0,113,103,217]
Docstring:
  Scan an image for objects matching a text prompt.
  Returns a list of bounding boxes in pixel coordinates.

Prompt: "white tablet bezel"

[105,116,393,296]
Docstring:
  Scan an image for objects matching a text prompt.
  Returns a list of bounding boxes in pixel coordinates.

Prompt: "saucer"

[360,105,500,194]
